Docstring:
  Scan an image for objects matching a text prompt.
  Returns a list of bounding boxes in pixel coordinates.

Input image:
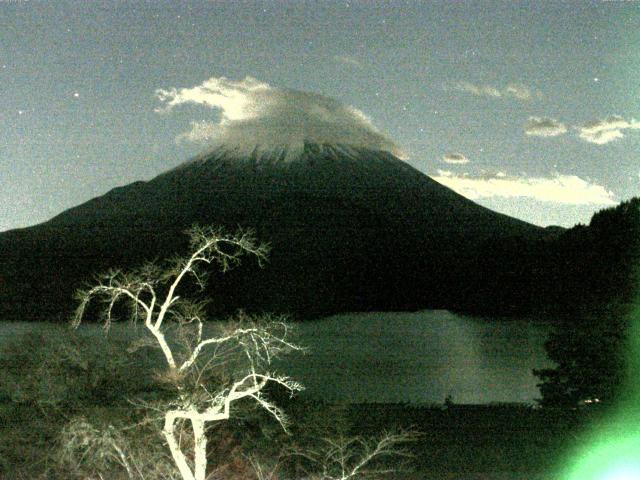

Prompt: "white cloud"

[504,83,532,101]
[431,170,616,206]
[155,76,270,117]
[443,153,470,164]
[453,81,502,98]
[525,117,567,137]
[333,55,364,67]
[155,76,404,159]
[176,120,220,144]
[578,115,640,145]
[451,81,535,100]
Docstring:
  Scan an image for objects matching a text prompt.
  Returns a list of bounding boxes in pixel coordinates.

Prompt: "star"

[593,77,599,83]
[73,92,80,98]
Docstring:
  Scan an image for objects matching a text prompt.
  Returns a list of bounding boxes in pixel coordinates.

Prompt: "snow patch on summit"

[155,76,405,161]
[170,142,397,173]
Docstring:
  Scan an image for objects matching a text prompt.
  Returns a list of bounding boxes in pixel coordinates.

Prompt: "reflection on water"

[278,310,553,404]
[0,310,552,405]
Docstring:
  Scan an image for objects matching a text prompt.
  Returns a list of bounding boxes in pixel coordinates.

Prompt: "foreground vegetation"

[0,380,606,479]
[2,226,420,480]
[0,324,609,479]
[1,222,627,479]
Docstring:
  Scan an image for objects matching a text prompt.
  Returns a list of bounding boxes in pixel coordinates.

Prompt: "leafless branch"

[70,225,303,480]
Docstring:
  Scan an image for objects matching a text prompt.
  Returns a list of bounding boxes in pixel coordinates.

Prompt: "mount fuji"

[0,142,551,321]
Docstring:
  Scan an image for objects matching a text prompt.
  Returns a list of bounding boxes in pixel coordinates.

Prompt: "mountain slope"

[0,143,547,321]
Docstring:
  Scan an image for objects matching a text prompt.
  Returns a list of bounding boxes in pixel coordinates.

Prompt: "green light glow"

[561,299,640,480]
[602,466,640,480]
[564,433,640,480]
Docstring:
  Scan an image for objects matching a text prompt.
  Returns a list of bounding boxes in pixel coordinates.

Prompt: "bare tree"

[247,429,420,480]
[293,431,420,480]
[73,226,303,480]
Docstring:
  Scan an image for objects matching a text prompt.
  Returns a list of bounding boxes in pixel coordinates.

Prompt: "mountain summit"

[0,143,547,320]
[50,142,539,234]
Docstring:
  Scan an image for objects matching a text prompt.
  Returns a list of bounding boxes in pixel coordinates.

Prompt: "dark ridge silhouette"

[0,143,636,321]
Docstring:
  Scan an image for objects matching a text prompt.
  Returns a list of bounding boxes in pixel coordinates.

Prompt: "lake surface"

[0,310,552,405]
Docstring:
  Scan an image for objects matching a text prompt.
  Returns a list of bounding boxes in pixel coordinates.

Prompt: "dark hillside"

[1,145,635,322]
[454,197,640,319]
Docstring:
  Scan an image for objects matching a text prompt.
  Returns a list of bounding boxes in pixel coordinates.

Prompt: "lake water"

[0,310,552,405]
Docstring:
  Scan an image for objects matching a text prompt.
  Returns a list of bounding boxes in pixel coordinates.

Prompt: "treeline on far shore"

[0,198,638,324]
[449,196,640,320]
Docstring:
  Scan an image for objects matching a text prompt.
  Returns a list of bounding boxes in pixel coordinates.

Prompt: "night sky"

[2,0,639,232]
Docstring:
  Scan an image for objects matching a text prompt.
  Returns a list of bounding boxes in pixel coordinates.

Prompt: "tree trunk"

[192,418,208,480]
[164,412,196,480]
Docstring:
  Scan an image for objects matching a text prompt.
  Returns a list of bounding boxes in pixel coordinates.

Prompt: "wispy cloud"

[175,120,219,144]
[504,84,533,101]
[442,153,470,164]
[453,81,502,98]
[578,115,640,145]
[333,55,364,68]
[450,81,534,100]
[525,117,567,137]
[155,76,404,159]
[431,170,616,205]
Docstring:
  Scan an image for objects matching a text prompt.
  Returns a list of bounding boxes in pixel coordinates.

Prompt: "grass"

[345,403,603,478]
[0,322,603,479]
[0,399,606,479]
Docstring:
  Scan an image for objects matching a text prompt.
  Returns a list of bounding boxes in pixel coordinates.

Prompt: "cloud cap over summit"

[155,76,405,160]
